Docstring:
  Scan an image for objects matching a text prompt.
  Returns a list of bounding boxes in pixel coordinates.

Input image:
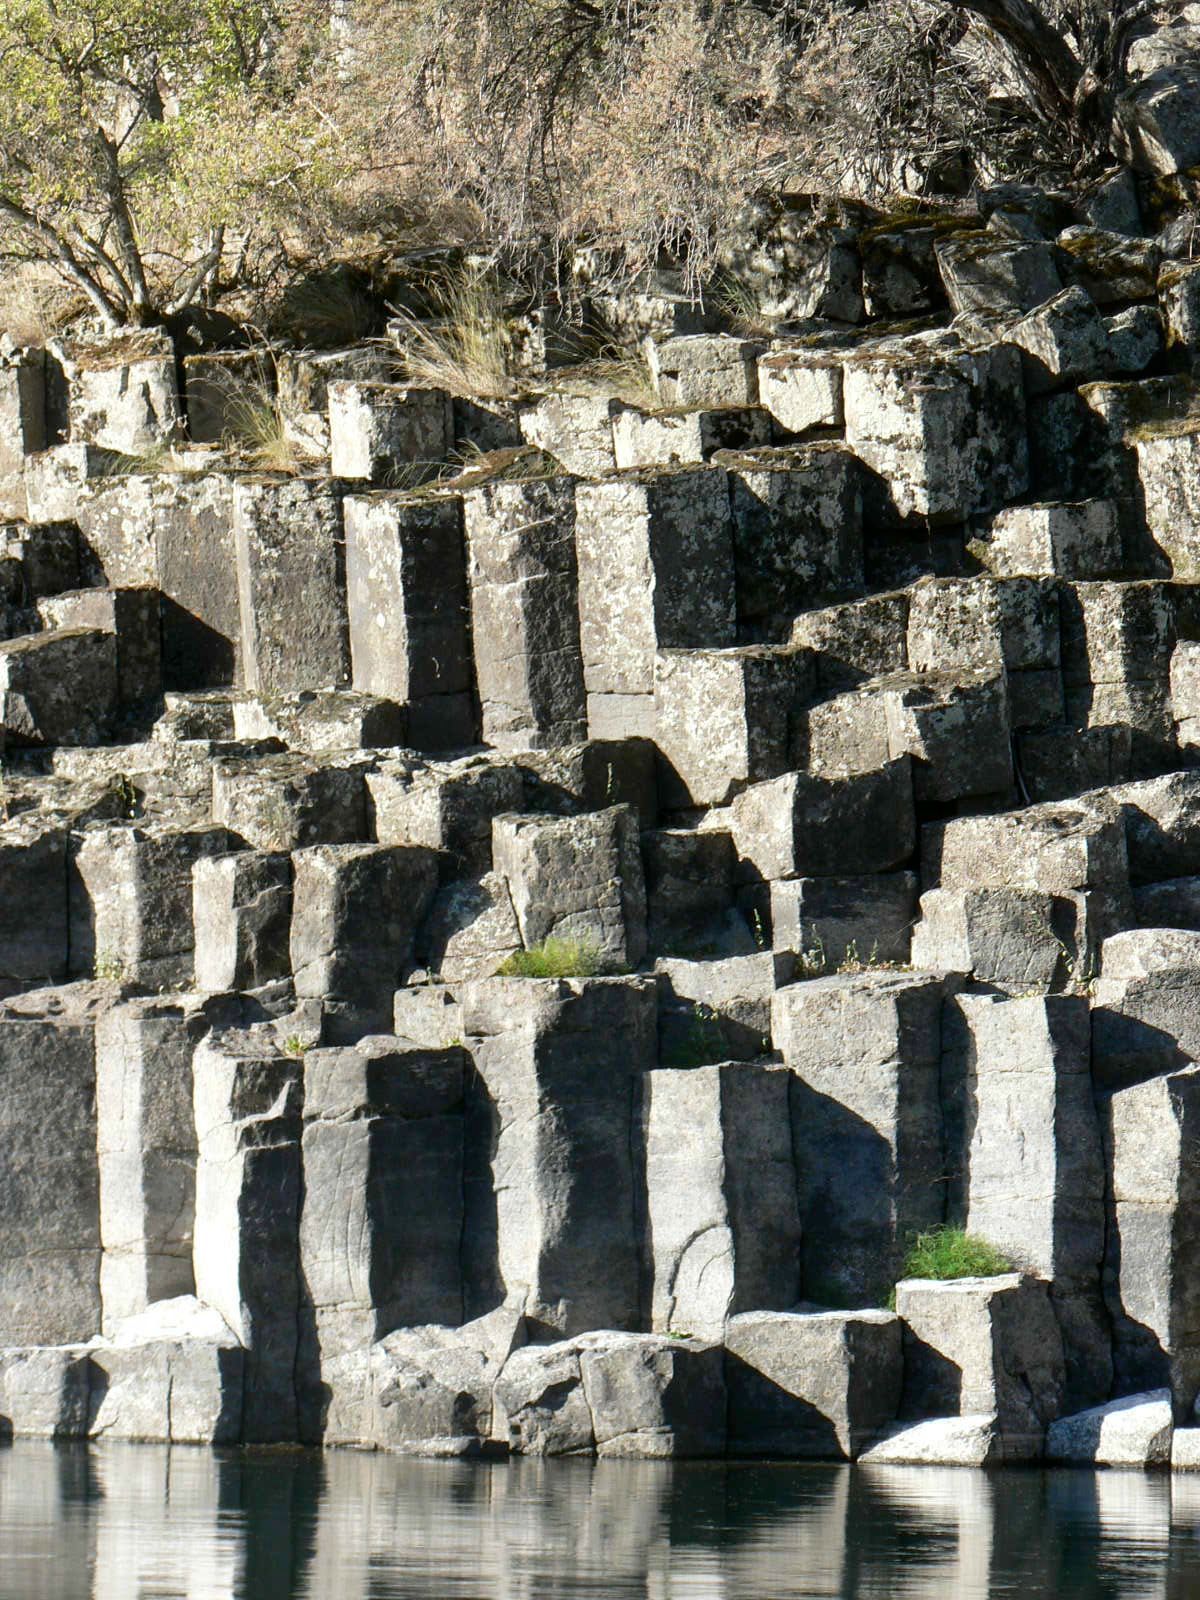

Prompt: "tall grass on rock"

[900,1226,1015,1283]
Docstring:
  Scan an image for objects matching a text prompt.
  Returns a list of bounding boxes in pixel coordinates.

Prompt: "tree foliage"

[0,0,337,325]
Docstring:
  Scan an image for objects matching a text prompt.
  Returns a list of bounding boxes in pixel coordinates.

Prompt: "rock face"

[7,179,1200,1463]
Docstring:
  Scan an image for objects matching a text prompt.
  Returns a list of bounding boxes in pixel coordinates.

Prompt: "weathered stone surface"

[721,444,864,626]
[789,591,910,691]
[769,873,917,969]
[344,490,473,747]
[643,828,745,957]
[86,1296,244,1444]
[37,586,161,706]
[417,872,522,982]
[611,404,770,471]
[0,811,71,990]
[977,500,1121,579]
[77,471,240,689]
[857,1414,1006,1466]
[368,756,523,876]
[1102,1066,1200,1417]
[495,1331,725,1457]
[233,477,349,697]
[0,347,45,517]
[912,887,1066,990]
[1057,227,1161,305]
[192,1029,303,1443]
[193,851,293,993]
[773,972,947,1309]
[654,646,814,807]
[878,670,1012,802]
[647,334,763,407]
[0,1346,91,1439]
[935,233,1062,317]
[896,1275,1065,1455]
[71,822,229,987]
[328,381,451,481]
[0,1007,100,1345]
[0,628,117,746]
[1046,1390,1173,1465]
[95,999,213,1330]
[1134,424,1200,581]
[906,574,1060,681]
[56,331,181,455]
[757,344,846,433]
[519,390,620,477]
[212,753,367,851]
[298,1037,465,1437]
[183,349,274,444]
[1092,930,1200,1090]
[730,760,914,880]
[1006,287,1110,394]
[492,806,647,971]
[655,951,790,1064]
[290,844,438,1040]
[461,976,655,1334]
[642,1062,799,1337]
[574,468,735,695]
[725,1309,901,1460]
[842,336,1028,523]
[464,477,586,750]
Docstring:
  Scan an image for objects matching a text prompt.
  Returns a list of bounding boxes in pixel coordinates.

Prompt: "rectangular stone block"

[192,1030,302,1442]
[71,823,230,987]
[642,827,740,957]
[368,756,523,877]
[233,477,349,696]
[519,390,619,477]
[212,752,368,851]
[298,1037,466,1437]
[463,477,586,750]
[290,843,438,1041]
[655,951,792,1064]
[95,999,209,1329]
[879,669,1012,803]
[37,586,161,705]
[911,885,1078,992]
[943,993,1109,1407]
[843,335,1028,523]
[0,628,118,746]
[1104,1064,1200,1418]
[1092,929,1200,1089]
[460,975,656,1333]
[1060,580,1176,769]
[648,334,763,407]
[896,1275,1065,1454]
[654,646,815,807]
[192,851,293,993]
[772,972,947,1308]
[757,345,845,433]
[328,381,451,480]
[730,759,914,881]
[344,489,472,746]
[78,472,240,689]
[183,349,274,444]
[978,500,1121,580]
[0,811,70,989]
[642,1062,800,1337]
[725,1309,902,1459]
[789,590,910,692]
[575,467,735,694]
[59,330,181,455]
[769,873,918,969]
[492,805,647,971]
[723,443,864,627]
[611,404,769,470]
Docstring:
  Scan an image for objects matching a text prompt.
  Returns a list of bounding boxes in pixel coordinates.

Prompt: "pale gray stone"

[647,334,763,407]
[978,500,1121,579]
[492,806,647,972]
[730,759,914,881]
[193,851,293,994]
[461,976,655,1334]
[0,1346,91,1438]
[575,467,735,695]
[857,1415,1006,1466]
[212,752,368,851]
[642,1062,799,1337]
[935,234,1062,316]
[773,972,947,1308]
[368,756,523,876]
[1046,1390,1173,1465]
[725,1308,901,1459]
[328,381,451,481]
[0,628,117,746]
[769,873,917,969]
[611,404,770,471]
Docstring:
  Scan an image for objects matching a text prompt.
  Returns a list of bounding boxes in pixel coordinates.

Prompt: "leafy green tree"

[0,0,335,326]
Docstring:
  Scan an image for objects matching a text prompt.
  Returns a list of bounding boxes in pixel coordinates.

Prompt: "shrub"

[496,937,608,979]
[900,1226,1015,1283]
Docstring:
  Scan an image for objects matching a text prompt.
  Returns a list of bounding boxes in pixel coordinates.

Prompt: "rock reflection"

[4,1444,1200,1598]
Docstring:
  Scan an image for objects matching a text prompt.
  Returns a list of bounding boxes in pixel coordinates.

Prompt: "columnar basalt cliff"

[8,173,1200,1470]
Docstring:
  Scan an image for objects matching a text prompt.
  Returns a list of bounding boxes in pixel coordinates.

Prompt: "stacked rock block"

[11,180,1200,1468]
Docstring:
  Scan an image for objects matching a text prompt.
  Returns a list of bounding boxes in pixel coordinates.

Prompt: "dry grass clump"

[390,275,514,400]
[221,389,301,474]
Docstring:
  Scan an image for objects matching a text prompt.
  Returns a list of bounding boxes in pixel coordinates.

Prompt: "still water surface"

[2,1442,1200,1599]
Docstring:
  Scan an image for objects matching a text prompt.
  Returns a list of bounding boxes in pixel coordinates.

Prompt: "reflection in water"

[3,1443,1200,1599]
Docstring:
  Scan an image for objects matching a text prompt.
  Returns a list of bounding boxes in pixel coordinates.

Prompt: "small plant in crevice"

[283,1036,309,1059]
[496,937,609,980]
[661,1003,729,1069]
[899,1227,1015,1285]
[221,388,300,475]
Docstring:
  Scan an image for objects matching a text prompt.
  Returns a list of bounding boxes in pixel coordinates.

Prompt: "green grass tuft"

[900,1227,1015,1283]
[496,937,607,979]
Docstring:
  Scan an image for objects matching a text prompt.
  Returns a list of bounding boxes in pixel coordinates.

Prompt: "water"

[2,1444,1200,1600]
